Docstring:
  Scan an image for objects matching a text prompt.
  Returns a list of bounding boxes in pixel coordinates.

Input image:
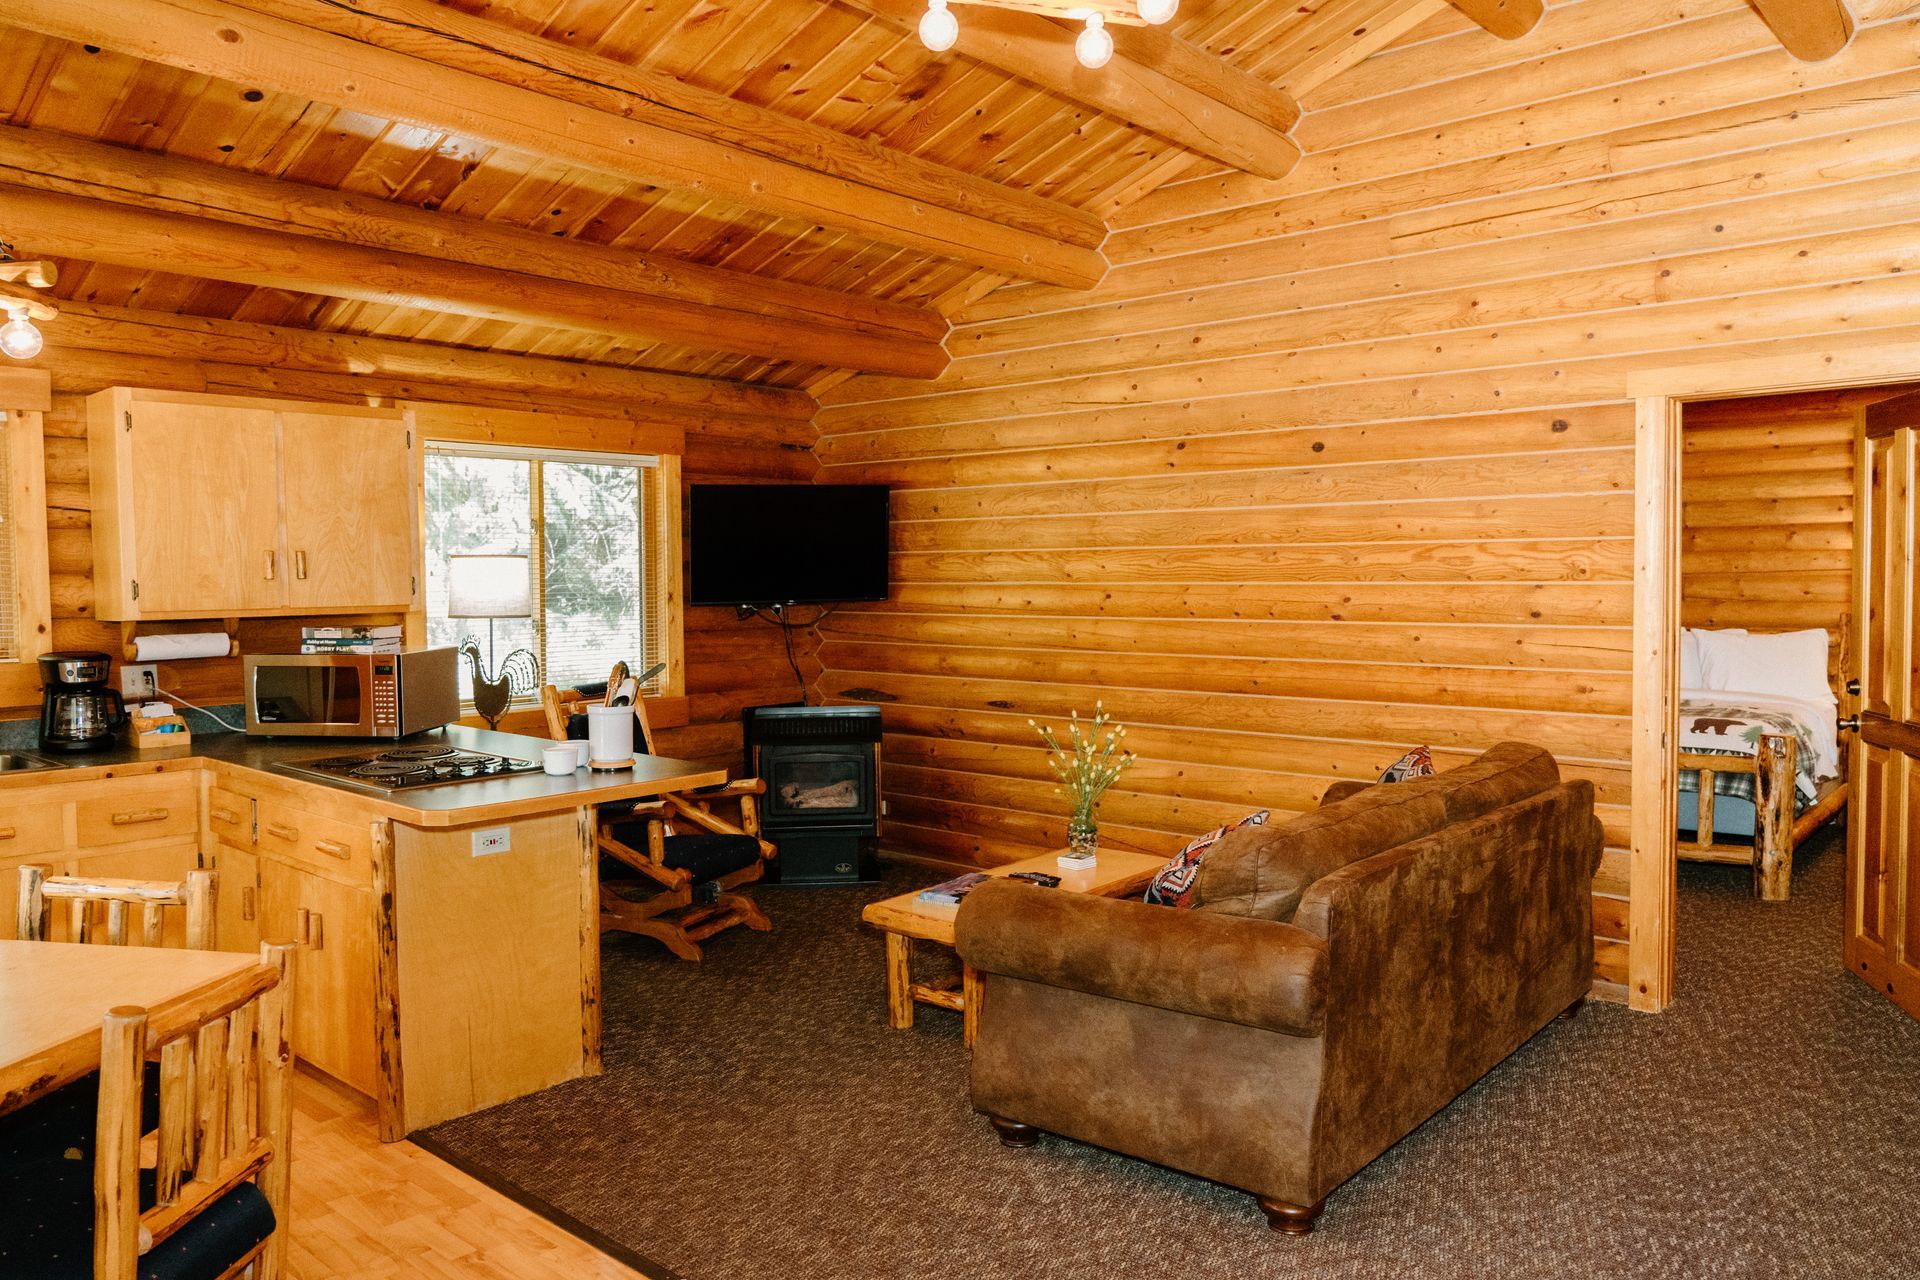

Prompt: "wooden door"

[279,411,417,610]
[125,400,283,614]
[261,858,376,1092]
[1849,392,1920,1018]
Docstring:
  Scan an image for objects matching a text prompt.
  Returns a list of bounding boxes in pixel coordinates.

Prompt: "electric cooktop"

[275,743,542,793]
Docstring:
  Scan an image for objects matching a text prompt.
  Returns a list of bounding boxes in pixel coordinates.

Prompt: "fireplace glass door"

[764,749,873,824]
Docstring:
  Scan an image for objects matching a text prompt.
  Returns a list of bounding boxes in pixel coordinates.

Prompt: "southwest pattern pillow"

[1379,746,1435,783]
[1145,810,1271,908]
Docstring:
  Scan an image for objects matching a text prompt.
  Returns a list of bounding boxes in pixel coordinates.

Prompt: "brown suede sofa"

[953,742,1603,1234]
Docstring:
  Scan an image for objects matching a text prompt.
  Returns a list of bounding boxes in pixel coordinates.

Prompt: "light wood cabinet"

[87,388,419,620]
[260,857,376,1094]
[0,774,200,945]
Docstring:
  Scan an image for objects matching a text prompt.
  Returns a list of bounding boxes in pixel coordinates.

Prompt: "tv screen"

[689,484,890,607]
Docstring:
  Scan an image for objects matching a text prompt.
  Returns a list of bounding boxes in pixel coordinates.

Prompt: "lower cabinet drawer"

[256,800,374,886]
[0,795,67,858]
[73,777,198,848]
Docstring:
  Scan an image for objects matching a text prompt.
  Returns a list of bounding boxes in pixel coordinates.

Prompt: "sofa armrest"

[954,880,1329,1038]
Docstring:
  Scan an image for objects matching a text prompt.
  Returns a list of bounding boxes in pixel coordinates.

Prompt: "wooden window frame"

[0,375,54,709]
[1629,340,1920,1013]
[404,405,686,713]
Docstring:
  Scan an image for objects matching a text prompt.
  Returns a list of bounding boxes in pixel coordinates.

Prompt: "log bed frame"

[1674,620,1853,903]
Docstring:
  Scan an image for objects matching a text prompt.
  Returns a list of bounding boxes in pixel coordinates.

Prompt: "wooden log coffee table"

[861,849,1165,1048]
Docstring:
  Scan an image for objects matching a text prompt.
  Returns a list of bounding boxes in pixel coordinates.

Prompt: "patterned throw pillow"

[1379,746,1435,783]
[1145,810,1271,908]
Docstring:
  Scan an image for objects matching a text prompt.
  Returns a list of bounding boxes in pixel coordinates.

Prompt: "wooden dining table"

[0,939,259,1116]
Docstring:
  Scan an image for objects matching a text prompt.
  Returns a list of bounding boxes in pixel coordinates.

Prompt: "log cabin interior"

[2,0,1920,1275]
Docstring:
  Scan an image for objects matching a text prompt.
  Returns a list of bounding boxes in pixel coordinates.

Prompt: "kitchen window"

[423,441,672,702]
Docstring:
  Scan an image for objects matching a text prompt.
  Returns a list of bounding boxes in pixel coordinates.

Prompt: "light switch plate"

[470,827,512,857]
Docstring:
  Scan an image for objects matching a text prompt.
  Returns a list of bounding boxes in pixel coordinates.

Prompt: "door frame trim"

[1626,343,1920,1011]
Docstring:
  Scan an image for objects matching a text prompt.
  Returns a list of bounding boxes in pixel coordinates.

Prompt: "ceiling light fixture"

[914,0,1176,64]
[0,242,57,361]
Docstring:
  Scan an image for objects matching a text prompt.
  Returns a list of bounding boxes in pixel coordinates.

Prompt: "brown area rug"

[419,825,1920,1279]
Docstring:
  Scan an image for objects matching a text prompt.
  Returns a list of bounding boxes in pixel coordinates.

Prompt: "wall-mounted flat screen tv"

[689,483,890,607]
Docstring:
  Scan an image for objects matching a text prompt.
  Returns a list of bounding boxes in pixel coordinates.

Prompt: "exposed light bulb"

[1135,0,1178,24]
[1075,12,1113,68]
[919,0,958,52]
[0,308,42,361]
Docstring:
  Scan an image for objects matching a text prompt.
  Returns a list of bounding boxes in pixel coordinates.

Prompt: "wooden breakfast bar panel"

[0,939,256,1114]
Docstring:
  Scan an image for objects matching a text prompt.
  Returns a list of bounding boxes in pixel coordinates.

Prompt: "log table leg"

[885,932,914,1030]
[962,963,982,1048]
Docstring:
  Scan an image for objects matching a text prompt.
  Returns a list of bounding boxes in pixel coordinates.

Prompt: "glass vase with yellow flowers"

[1030,701,1136,861]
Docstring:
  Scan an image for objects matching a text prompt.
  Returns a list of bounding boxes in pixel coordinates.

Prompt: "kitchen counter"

[0,723,726,827]
[0,719,731,1139]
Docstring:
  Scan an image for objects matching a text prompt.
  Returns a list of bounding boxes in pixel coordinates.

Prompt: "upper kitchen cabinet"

[87,389,419,620]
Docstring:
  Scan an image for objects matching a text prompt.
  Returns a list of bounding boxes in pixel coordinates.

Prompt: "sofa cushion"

[1144,810,1270,908]
[1378,745,1435,783]
[1414,741,1560,824]
[1188,785,1450,922]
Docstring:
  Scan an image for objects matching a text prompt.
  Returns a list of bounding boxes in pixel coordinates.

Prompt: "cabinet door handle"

[0,826,14,840]
[314,839,351,860]
[265,822,299,843]
[264,550,277,581]
[294,550,308,580]
[111,808,170,826]
[299,909,325,952]
[211,807,241,825]
[242,886,256,922]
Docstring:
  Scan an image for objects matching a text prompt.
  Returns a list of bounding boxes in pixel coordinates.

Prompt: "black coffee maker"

[39,651,127,752]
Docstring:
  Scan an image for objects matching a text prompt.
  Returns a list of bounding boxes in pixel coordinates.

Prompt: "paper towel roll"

[133,632,232,661]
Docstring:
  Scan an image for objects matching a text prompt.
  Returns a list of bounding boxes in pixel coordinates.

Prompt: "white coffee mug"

[586,705,635,769]
[542,744,577,776]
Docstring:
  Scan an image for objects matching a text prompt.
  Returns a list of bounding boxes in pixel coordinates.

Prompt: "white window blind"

[423,441,665,699]
[0,412,17,664]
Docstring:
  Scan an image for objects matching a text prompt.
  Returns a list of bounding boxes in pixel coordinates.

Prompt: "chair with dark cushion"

[0,942,296,1280]
[542,684,775,961]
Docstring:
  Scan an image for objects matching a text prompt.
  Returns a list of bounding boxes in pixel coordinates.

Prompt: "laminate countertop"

[0,724,727,828]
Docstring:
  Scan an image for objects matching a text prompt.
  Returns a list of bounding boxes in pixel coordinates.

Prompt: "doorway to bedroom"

[1672,386,1912,964]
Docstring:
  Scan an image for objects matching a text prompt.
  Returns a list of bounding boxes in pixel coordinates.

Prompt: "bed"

[1674,623,1851,901]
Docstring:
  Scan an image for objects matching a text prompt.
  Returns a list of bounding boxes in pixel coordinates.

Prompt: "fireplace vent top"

[746,703,882,746]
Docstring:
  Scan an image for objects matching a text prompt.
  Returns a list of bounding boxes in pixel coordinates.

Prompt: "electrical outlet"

[120,663,157,699]
[470,827,512,857]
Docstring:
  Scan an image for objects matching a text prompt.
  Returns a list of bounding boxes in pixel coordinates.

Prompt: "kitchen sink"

[0,751,65,773]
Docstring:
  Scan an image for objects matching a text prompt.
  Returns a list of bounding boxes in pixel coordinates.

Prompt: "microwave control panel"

[371,659,399,736]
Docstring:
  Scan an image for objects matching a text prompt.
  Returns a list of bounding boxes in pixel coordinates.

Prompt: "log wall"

[14,355,815,774]
[1680,386,1912,634]
[812,0,1920,996]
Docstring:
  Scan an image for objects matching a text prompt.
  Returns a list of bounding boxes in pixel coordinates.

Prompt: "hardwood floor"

[288,1068,648,1279]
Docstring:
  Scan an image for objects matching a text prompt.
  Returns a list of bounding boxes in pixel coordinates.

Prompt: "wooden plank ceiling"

[0,0,1841,397]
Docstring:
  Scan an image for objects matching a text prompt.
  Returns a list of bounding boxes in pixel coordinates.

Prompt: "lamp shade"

[446,553,533,618]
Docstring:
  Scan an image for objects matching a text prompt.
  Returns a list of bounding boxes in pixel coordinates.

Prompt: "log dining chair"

[540,684,776,960]
[0,941,297,1280]
[16,868,218,950]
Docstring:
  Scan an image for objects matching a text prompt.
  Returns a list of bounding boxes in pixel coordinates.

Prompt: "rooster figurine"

[460,639,541,730]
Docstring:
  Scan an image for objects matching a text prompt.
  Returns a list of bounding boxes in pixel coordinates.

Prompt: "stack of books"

[300,624,404,654]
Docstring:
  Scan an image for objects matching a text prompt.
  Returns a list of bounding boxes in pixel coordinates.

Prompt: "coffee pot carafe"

[38,651,127,752]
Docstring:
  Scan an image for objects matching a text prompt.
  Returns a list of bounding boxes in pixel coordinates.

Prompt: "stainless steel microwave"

[243,648,460,738]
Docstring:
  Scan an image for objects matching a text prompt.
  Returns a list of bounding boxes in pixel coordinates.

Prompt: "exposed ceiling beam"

[1443,0,1545,40]
[839,0,1304,181]
[0,0,1108,289]
[0,125,946,375]
[0,185,952,379]
[1746,0,1856,60]
[45,302,815,421]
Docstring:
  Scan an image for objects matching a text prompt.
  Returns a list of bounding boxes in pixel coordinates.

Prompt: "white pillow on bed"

[1681,628,1744,688]
[1696,628,1834,705]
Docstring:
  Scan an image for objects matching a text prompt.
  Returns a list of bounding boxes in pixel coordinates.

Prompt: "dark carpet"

[420,827,1920,1279]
